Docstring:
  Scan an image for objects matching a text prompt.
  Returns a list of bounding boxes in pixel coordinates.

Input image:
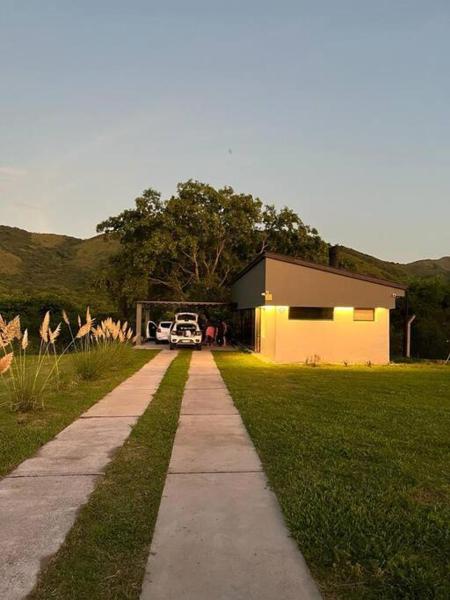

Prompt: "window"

[354,308,375,321]
[288,307,334,320]
[176,313,197,322]
[175,323,197,334]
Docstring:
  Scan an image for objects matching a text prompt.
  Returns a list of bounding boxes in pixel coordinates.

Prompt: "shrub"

[66,310,135,381]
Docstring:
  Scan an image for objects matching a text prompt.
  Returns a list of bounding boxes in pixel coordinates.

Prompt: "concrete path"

[0,350,177,600]
[141,350,321,600]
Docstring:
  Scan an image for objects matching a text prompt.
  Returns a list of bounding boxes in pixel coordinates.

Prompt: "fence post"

[135,302,143,345]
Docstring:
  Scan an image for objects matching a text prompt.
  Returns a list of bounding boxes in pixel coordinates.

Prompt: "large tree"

[97,180,328,310]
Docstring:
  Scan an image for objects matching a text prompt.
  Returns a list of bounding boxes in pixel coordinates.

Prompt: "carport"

[135,301,229,344]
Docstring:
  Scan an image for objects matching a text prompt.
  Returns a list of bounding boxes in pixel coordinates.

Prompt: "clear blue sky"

[1,1,449,262]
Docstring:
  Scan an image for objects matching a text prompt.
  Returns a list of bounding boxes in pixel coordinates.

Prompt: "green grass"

[0,350,157,478]
[215,353,450,599]
[29,350,191,600]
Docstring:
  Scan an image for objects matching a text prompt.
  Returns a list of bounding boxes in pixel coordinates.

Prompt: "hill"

[405,256,450,278]
[1,226,449,310]
[339,247,450,283]
[0,226,119,311]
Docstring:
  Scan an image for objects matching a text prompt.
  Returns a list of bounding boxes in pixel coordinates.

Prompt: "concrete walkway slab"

[141,350,321,600]
[184,379,228,391]
[142,472,320,600]
[169,414,260,473]
[11,416,137,476]
[0,349,177,600]
[84,394,150,417]
[0,475,96,600]
[181,389,238,415]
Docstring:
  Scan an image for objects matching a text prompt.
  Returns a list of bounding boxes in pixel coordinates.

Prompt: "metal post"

[405,314,416,358]
[135,302,143,345]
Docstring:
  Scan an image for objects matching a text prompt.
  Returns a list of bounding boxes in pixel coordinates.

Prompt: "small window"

[175,323,197,334]
[288,307,334,320]
[354,308,375,321]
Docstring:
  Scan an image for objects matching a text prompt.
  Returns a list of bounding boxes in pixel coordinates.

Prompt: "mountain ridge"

[0,225,449,310]
[0,225,119,310]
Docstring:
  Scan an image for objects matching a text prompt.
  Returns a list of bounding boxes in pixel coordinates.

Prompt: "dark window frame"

[288,307,334,321]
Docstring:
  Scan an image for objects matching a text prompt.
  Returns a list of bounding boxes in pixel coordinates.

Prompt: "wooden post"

[135,302,143,345]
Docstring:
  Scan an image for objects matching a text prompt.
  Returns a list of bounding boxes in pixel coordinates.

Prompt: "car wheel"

[196,344,202,351]
[170,343,176,350]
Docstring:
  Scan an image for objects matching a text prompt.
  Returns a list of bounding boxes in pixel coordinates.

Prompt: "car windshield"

[160,322,172,328]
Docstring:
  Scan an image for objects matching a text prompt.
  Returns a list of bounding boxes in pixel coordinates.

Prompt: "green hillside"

[405,256,450,278]
[339,246,450,283]
[0,226,119,311]
[1,226,448,309]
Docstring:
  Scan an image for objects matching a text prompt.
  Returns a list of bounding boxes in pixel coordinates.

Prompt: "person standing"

[205,322,216,346]
[222,320,228,347]
[216,320,228,346]
[198,313,207,344]
[216,321,224,346]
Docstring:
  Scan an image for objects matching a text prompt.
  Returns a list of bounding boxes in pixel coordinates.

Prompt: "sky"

[0,1,449,263]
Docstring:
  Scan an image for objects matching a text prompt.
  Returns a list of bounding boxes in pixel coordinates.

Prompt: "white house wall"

[259,306,390,364]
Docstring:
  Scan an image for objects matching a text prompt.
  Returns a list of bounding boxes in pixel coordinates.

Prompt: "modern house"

[231,252,407,364]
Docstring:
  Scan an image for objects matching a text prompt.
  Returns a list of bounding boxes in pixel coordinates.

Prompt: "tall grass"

[65,310,135,381]
[0,308,135,411]
[0,313,62,411]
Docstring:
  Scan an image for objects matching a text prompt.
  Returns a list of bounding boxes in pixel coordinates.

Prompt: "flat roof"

[231,252,408,290]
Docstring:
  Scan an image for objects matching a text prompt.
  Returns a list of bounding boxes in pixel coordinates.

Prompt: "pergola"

[135,300,230,344]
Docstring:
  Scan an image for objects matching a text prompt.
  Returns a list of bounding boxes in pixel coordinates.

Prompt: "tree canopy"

[97,180,328,310]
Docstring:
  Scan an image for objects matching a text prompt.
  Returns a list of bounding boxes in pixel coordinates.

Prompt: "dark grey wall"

[232,259,266,309]
[265,258,405,309]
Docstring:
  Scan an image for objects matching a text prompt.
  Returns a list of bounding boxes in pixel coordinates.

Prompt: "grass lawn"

[29,350,191,600]
[0,349,158,478]
[215,353,450,599]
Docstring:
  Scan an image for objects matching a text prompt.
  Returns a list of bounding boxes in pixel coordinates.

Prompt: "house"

[231,252,407,364]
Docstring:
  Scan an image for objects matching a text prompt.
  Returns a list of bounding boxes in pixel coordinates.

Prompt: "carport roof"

[136,301,229,306]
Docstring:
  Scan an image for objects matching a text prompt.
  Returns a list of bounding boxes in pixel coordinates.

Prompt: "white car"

[170,320,202,350]
[155,321,173,343]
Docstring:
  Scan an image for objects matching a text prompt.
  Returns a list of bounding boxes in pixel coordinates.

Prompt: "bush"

[72,346,107,381]
[68,311,135,381]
